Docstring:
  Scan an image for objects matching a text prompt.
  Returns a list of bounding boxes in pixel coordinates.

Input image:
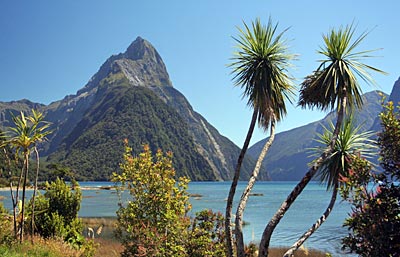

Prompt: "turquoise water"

[0,181,354,256]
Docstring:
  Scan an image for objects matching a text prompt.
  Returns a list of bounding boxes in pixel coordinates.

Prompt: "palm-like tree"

[2,110,50,242]
[283,116,376,257]
[258,24,386,257]
[225,18,296,257]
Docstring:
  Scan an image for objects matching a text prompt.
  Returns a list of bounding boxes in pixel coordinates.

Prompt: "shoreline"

[0,186,116,192]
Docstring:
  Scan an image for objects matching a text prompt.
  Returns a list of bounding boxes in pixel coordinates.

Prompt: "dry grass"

[80,218,328,257]
[268,247,328,257]
[0,236,83,257]
[93,238,123,257]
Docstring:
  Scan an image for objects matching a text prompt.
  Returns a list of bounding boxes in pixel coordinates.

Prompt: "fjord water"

[78,181,353,256]
[0,181,353,256]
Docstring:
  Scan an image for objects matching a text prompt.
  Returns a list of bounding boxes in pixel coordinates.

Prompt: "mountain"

[248,89,389,181]
[389,77,400,104]
[0,37,260,181]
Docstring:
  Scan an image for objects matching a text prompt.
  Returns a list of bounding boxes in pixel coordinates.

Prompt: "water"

[0,181,354,256]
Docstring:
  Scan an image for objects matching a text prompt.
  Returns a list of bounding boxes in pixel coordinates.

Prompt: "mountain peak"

[124,37,162,63]
[77,37,172,95]
[389,76,400,105]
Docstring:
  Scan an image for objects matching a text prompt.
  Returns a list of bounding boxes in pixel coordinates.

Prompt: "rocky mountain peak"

[389,76,400,104]
[125,37,161,62]
[78,36,172,96]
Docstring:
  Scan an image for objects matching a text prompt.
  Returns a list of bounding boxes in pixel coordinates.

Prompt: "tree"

[112,141,191,257]
[258,24,386,257]
[0,110,50,242]
[340,101,400,256]
[27,178,84,247]
[283,116,376,256]
[225,17,296,257]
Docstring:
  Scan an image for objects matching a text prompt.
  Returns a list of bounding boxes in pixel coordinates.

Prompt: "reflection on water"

[0,181,355,256]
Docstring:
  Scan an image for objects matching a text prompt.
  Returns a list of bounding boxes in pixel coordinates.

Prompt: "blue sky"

[1,1,399,147]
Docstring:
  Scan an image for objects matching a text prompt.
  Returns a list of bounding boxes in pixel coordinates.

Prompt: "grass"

[267,247,329,257]
[0,239,328,257]
[0,237,82,257]
[0,217,329,257]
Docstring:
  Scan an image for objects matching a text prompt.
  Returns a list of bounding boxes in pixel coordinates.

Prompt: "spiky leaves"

[2,110,51,242]
[5,110,51,153]
[230,17,296,129]
[299,24,386,112]
[226,18,296,257]
[311,116,377,190]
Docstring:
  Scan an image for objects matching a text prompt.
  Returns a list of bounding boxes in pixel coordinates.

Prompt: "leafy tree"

[283,116,376,256]
[258,24,386,257]
[340,101,400,256]
[112,141,191,257]
[226,17,296,257]
[27,178,85,249]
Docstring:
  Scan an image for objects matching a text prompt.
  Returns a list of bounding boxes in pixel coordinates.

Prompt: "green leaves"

[229,17,296,129]
[3,109,51,153]
[299,23,387,112]
[340,102,400,256]
[113,141,191,256]
[310,115,376,189]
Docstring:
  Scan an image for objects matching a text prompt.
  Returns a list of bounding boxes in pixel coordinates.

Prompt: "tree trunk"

[283,182,338,257]
[19,151,29,243]
[225,109,258,257]
[3,148,18,238]
[258,96,347,257]
[31,147,40,243]
[235,120,276,257]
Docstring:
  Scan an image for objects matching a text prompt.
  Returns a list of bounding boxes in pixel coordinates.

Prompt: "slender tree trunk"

[226,109,258,257]
[283,182,338,257]
[19,151,29,243]
[31,147,39,243]
[16,155,24,240]
[258,96,347,257]
[235,120,276,257]
[3,148,18,238]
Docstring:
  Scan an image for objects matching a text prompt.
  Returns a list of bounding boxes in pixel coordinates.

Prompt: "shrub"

[186,209,226,257]
[340,101,400,256]
[26,178,93,253]
[112,142,191,257]
[0,202,13,245]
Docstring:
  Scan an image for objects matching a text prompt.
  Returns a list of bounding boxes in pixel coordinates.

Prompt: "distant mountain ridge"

[0,37,260,181]
[247,86,397,181]
[1,37,398,181]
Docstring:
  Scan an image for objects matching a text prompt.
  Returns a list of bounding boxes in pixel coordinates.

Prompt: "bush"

[26,178,94,254]
[0,202,13,245]
[340,101,400,256]
[113,142,191,257]
[186,209,226,257]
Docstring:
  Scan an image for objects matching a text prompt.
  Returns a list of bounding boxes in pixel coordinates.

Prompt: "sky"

[1,1,399,147]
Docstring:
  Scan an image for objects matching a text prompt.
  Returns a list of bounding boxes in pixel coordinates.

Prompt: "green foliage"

[299,24,386,111]
[229,17,296,128]
[113,143,228,256]
[113,142,192,257]
[27,178,86,250]
[340,101,400,256]
[186,209,226,257]
[0,202,13,245]
[378,101,400,180]
[311,115,376,189]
